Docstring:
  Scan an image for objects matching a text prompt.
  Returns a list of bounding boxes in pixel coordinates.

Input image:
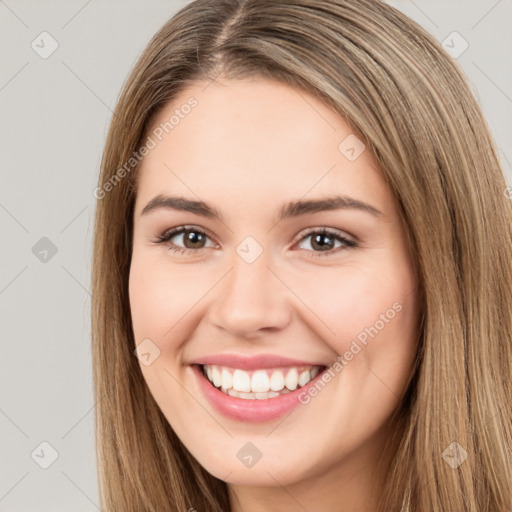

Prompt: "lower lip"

[192,364,325,422]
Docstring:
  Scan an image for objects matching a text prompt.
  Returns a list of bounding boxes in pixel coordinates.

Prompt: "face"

[129,77,421,492]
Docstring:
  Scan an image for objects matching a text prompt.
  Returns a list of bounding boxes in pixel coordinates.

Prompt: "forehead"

[135,78,392,218]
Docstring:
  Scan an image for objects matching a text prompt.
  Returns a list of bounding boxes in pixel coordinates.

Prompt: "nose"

[207,249,292,340]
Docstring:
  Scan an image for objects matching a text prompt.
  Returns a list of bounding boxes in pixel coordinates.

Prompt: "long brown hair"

[91,0,512,510]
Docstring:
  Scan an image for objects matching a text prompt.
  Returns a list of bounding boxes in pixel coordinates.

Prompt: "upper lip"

[189,353,327,371]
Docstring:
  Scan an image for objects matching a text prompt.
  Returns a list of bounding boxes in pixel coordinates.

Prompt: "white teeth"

[212,367,222,387]
[202,363,323,399]
[232,369,251,392]
[298,369,311,387]
[225,388,284,400]
[221,368,233,390]
[251,370,270,392]
[270,370,285,391]
[255,391,280,399]
[285,368,299,390]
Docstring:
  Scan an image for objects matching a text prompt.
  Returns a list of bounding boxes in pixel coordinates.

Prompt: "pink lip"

[191,363,326,423]
[189,353,325,370]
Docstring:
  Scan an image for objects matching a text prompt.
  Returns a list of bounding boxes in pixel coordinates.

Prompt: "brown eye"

[181,229,207,249]
[310,232,336,251]
[154,226,215,254]
[295,228,357,257]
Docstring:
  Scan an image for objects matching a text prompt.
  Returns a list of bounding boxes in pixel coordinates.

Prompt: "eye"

[152,226,216,255]
[293,228,358,257]
[152,226,357,257]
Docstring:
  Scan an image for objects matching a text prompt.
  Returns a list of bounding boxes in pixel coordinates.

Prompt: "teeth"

[285,368,299,390]
[212,367,222,387]
[202,364,323,398]
[270,370,284,391]
[255,391,280,399]
[221,368,233,390]
[233,369,251,392]
[298,369,311,387]
[223,387,286,400]
[251,370,270,392]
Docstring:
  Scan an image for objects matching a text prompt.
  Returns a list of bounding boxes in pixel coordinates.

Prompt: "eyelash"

[152,225,358,258]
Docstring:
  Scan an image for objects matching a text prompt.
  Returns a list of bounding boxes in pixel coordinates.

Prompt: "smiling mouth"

[199,364,327,400]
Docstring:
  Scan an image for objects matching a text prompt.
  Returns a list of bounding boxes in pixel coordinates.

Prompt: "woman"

[91,0,512,510]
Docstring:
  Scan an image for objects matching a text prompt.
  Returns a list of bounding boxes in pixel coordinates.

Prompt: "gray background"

[0,0,511,510]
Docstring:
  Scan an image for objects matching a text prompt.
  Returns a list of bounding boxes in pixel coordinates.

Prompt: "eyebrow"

[140,194,383,220]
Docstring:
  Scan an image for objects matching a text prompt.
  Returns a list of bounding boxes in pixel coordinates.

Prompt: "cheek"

[290,261,414,336]
[128,254,203,343]
[289,259,419,378]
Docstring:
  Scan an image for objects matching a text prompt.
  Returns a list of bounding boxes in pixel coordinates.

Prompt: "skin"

[129,77,422,512]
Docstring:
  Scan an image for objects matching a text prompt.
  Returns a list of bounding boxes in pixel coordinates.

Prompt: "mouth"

[200,364,326,400]
[189,354,331,422]
[191,364,327,423]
